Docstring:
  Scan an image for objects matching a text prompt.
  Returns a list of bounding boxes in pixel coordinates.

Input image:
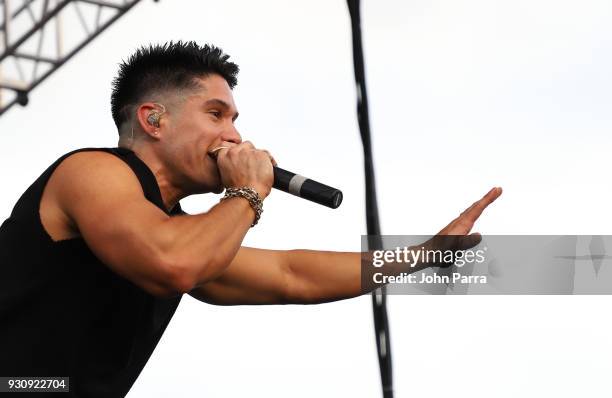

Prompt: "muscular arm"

[190,247,362,305]
[52,151,258,297]
[54,150,500,302]
[191,187,503,305]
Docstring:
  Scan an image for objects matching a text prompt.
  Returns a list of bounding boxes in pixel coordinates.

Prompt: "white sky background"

[1,0,612,397]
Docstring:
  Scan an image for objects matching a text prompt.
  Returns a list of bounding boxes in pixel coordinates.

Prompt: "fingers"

[213,140,277,198]
[461,187,502,223]
[240,141,255,150]
[225,141,255,157]
[209,141,239,159]
[457,232,482,250]
[261,150,277,166]
[427,188,500,265]
[213,142,277,166]
[438,187,502,235]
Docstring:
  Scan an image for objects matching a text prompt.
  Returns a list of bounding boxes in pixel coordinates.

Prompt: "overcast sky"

[1,1,612,397]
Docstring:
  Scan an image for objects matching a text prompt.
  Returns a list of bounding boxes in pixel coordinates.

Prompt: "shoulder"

[51,150,143,196]
[40,150,145,240]
[55,149,134,177]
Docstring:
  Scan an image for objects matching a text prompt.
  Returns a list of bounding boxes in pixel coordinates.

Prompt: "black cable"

[346,1,393,397]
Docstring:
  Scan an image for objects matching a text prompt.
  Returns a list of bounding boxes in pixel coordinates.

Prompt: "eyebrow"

[204,98,239,121]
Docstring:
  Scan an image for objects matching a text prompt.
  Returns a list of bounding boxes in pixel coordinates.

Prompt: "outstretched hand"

[441,187,502,234]
[421,187,503,266]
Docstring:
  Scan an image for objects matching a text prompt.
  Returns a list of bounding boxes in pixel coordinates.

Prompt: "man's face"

[160,74,241,194]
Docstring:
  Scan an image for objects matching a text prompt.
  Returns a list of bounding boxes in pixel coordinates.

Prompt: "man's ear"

[136,102,166,140]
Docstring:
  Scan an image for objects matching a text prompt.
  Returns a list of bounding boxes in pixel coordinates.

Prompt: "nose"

[221,124,242,145]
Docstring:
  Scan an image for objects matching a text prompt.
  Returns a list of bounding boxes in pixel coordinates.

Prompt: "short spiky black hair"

[111,41,239,131]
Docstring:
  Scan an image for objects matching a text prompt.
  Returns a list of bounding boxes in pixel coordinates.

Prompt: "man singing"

[0,41,502,397]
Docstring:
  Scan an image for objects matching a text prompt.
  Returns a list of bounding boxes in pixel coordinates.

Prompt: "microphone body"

[208,146,343,209]
[273,167,343,209]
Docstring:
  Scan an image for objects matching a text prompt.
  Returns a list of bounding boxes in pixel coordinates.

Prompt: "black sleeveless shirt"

[0,148,183,397]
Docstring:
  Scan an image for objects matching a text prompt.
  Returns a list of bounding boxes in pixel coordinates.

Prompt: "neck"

[120,142,185,212]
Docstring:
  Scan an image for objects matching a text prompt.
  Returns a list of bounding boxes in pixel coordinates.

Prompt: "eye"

[209,110,222,119]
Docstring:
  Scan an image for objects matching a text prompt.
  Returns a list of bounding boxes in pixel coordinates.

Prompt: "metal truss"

[0,0,143,116]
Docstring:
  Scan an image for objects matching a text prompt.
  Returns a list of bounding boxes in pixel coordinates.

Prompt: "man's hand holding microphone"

[211,141,275,199]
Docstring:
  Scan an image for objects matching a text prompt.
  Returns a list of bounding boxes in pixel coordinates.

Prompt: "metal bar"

[12,55,24,81]
[0,0,141,115]
[94,2,101,28]
[0,77,28,90]
[0,97,18,114]
[55,0,62,59]
[14,51,56,63]
[2,0,10,48]
[72,1,90,34]
[40,0,50,17]
[0,0,71,64]
[0,0,36,32]
[0,62,3,106]
[32,1,50,78]
[77,0,123,10]
[23,0,38,24]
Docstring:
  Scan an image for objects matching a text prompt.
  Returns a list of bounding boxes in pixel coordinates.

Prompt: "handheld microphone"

[273,166,343,209]
[209,146,343,209]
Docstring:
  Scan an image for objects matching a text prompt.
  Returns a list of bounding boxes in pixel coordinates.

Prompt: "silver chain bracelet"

[221,187,263,227]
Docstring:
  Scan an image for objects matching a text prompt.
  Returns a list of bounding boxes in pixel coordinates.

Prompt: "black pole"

[346,1,393,397]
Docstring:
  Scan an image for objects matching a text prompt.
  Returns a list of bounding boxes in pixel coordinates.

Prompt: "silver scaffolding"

[0,0,142,116]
